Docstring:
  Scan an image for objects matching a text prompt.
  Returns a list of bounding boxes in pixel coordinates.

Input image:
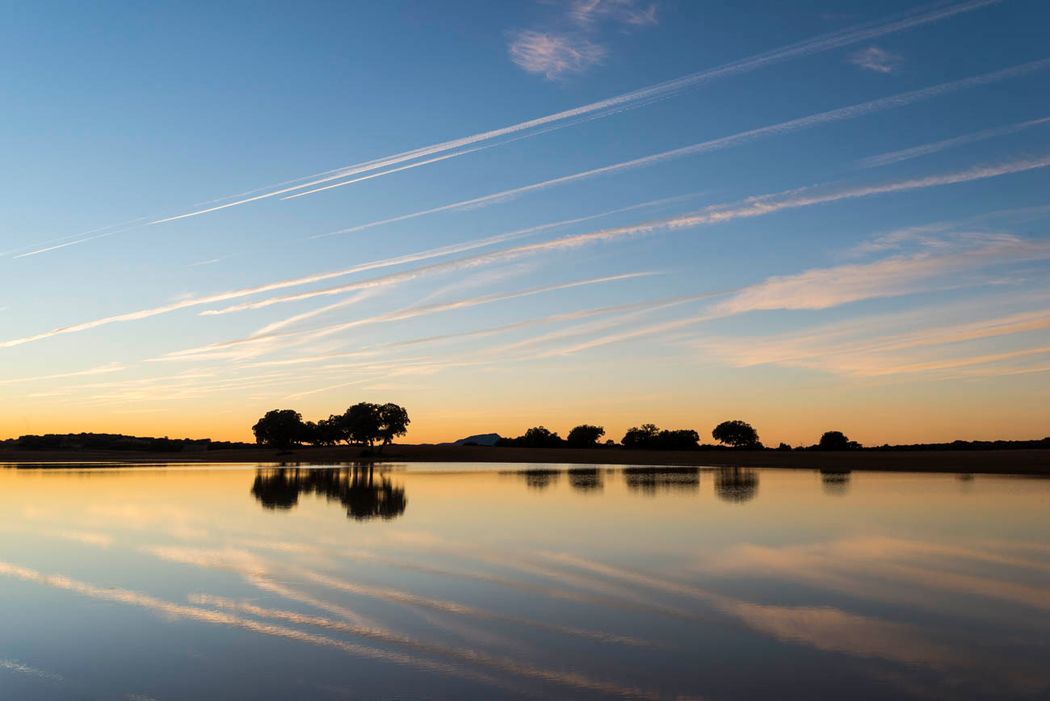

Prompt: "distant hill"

[446,433,502,447]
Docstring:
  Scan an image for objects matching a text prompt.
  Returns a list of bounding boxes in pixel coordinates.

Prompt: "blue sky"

[1,0,1049,444]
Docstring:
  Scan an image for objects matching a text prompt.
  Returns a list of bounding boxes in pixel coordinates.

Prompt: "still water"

[0,463,1047,700]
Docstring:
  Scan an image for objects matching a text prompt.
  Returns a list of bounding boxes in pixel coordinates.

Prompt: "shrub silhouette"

[818,431,861,450]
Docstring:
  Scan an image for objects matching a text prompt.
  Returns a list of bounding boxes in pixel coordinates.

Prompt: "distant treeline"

[500,420,768,451]
[867,437,1050,451]
[497,423,1050,452]
[0,433,251,452]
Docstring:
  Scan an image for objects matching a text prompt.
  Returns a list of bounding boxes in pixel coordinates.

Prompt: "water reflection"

[517,469,560,490]
[252,465,407,520]
[819,469,852,496]
[2,464,1050,700]
[715,467,759,503]
[623,467,700,495]
[567,467,603,492]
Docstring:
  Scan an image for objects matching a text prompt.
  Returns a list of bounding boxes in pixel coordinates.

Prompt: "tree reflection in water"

[252,465,407,520]
[567,468,603,492]
[623,467,700,495]
[715,467,759,503]
[820,468,852,496]
[518,469,561,490]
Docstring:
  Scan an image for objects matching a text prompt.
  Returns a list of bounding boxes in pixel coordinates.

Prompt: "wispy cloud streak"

[165,273,657,361]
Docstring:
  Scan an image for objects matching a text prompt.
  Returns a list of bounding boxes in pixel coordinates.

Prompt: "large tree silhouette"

[712,420,761,449]
[251,410,305,449]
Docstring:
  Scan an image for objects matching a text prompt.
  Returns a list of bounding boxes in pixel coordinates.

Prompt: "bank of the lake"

[3,443,1050,474]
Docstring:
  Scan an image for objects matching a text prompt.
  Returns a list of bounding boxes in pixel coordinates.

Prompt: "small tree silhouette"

[818,431,861,450]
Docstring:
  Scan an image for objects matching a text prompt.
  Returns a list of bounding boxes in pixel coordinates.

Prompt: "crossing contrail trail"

[3,152,1047,351]
[143,0,999,223]
[310,57,1049,238]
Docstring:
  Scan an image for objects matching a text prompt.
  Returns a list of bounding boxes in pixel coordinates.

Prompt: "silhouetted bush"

[816,431,861,450]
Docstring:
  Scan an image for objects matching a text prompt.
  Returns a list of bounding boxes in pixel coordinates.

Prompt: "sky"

[1,0,1049,446]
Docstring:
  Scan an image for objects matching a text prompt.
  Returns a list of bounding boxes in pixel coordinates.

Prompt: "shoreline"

[2,444,1049,475]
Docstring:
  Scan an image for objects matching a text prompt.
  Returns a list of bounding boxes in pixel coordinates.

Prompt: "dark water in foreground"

[0,463,1047,701]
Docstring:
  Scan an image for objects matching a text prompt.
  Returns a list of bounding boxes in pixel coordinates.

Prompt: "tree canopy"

[251,409,306,450]
[622,424,700,450]
[712,420,761,448]
[817,431,861,450]
[567,424,605,448]
[251,402,410,451]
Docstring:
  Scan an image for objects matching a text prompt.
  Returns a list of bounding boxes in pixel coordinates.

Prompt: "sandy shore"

[2,444,1049,474]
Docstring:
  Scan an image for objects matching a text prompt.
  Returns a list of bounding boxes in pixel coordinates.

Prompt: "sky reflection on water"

[0,463,1048,700]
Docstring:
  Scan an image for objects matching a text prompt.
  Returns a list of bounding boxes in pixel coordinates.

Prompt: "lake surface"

[0,463,1048,700]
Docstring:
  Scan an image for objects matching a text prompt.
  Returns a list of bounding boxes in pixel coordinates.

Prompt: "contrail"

[858,114,1050,168]
[310,57,1050,237]
[209,154,1050,317]
[3,153,1047,351]
[141,0,999,223]
[6,0,1003,261]
[0,199,674,349]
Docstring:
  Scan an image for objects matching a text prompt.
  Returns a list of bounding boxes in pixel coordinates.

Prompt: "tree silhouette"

[344,403,382,448]
[712,420,761,448]
[376,403,410,450]
[337,402,410,450]
[251,409,306,449]
[567,424,605,448]
[621,424,700,450]
[655,429,700,450]
[818,431,861,450]
[622,424,660,449]
[503,426,564,448]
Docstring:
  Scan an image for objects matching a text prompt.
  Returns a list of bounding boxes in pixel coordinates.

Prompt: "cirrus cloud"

[508,30,608,79]
[850,46,903,74]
